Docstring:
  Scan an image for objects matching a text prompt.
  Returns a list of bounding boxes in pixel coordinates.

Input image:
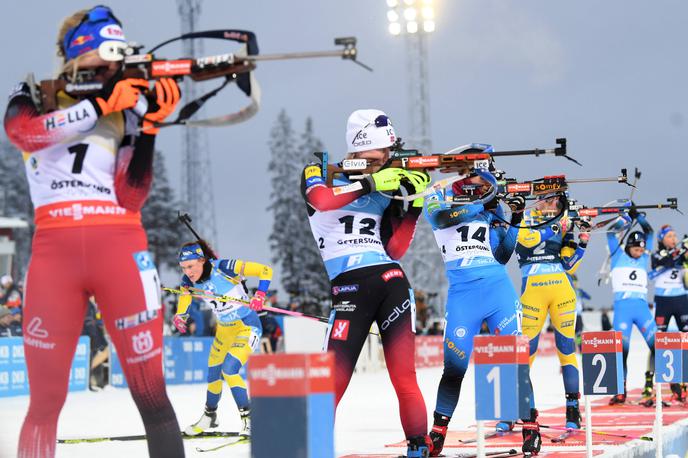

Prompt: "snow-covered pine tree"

[0,137,34,277]
[141,150,186,272]
[267,110,302,298]
[400,216,447,315]
[294,117,330,304]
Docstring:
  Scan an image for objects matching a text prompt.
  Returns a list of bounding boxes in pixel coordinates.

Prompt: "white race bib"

[611,267,648,294]
[308,209,387,261]
[433,221,493,264]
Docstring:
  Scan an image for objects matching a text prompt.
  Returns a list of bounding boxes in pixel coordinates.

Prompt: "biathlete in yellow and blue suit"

[173,240,273,436]
[515,193,590,431]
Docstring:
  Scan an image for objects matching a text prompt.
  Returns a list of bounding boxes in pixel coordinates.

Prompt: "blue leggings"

[613,298,656,377]
[435,273,522,417]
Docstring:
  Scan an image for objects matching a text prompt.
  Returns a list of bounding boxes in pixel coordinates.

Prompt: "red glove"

[578,220,592,244]
[142,78,181,134]
[173,314,188,334]
[249,291,267,312]
[91,78,149,117]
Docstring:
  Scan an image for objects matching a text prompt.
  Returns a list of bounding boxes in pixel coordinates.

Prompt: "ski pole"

[164,286,329,321]
[515,421,652,441]
[162,286,381,336]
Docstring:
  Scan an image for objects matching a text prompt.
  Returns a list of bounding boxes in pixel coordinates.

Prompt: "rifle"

[34,32,367,127]
[178,212,205,244]
[597,167,642,284]
[568,197,679,230]
[410,169,630,206]
[655,239,688,266]
[569,197,679,219]
[317,137,577,191]
[497,169,630,199]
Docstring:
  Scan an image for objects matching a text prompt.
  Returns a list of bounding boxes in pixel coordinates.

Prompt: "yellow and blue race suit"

[516,210,586,419]
[177,258,272,411]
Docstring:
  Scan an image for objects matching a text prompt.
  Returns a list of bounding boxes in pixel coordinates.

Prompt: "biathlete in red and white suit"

[4,6,184,458]
[301,109,433,457]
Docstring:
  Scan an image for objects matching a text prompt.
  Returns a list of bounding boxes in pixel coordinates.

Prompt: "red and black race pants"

[18,225,184,458]
[325,263,427,439]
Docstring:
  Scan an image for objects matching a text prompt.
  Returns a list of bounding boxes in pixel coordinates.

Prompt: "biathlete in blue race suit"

[423,152,531,456]
[606,209,657,405]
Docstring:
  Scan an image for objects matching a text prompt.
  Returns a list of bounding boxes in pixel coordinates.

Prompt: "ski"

[550,428,581,443]
[516,421,653,442]
[630,398,671,408]
[195,435,250,452]
[58,431,243,444]
[459,430,512,444]
[457,448,521,458]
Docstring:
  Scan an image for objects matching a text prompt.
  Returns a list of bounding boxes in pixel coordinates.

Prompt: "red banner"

[655,332,687,350]
[248,352,334,397]
[537,332,556,357]
[415,336,444,368]
[473,335,529,365]
[581,331,623,354]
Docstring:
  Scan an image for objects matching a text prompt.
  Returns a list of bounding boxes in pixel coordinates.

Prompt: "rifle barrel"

[567,177,623,184]
[490,148,555,157]
[245,49,350,62]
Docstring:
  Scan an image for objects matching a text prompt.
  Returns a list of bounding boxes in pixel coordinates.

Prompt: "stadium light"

[387,0,434,36]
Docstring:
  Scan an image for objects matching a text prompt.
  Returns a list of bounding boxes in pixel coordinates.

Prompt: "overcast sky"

[2,1,686,306]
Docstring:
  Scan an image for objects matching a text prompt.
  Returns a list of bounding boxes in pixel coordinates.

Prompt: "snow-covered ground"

[0,329,654,457]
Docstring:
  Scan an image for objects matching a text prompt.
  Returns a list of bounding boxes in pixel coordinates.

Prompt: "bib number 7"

[67,143,89,174]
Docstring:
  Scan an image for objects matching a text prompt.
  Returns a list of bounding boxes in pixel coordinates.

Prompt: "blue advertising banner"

[110,337,221,388]
[0,336,90,397]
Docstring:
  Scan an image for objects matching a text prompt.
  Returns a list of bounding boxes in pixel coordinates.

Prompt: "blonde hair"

[56,9,91,77]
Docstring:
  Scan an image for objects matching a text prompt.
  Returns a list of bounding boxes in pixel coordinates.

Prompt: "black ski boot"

[609,382,627,405]
[521,408,541,456]
[565,392,581,429]
[428,412,449,457]
[670,383,685,403]
[609,393,626,405]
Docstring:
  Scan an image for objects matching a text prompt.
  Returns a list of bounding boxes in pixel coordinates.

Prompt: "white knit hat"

[345,109,397,153]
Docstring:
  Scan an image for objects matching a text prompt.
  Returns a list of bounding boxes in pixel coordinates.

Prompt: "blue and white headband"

[178,243,205,262]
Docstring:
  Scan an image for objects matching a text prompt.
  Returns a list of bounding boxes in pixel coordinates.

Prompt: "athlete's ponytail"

[191,239,218,260]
